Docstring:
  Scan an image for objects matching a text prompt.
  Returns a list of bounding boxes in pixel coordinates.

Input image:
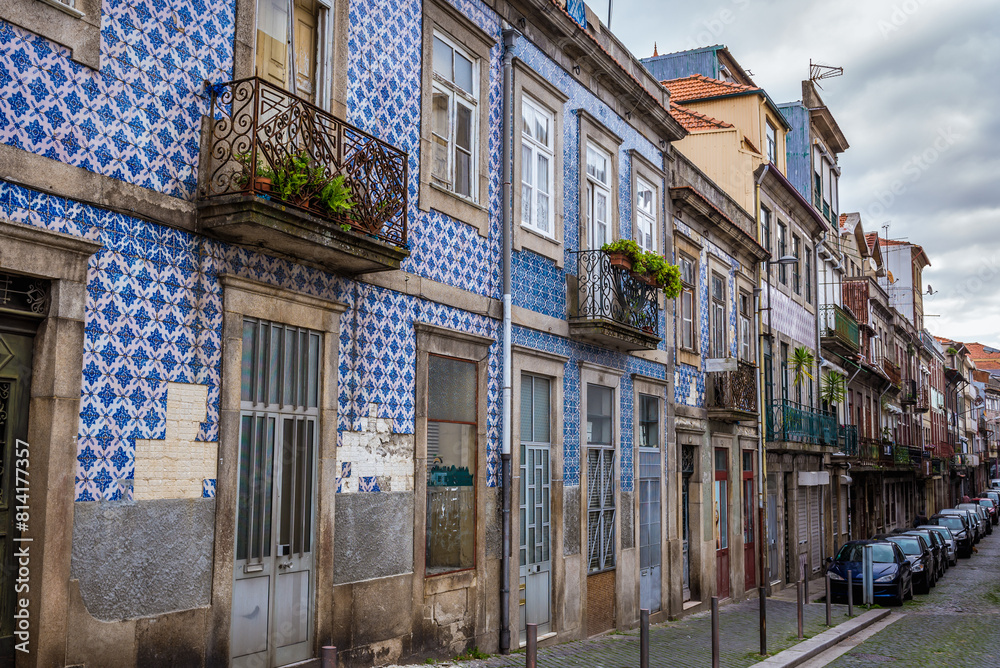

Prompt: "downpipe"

[499,26,518,656]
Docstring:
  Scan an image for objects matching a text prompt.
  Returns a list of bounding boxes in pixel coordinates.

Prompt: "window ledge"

[678,348,701,370]
[420,181,490,237]
[36,0,84,17]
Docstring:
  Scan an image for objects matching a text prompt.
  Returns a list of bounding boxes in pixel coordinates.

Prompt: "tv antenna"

[809,60,843,89]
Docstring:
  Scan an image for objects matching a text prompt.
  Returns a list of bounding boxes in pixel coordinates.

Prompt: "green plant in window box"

[601,238,642,269]
[234,151,275,192]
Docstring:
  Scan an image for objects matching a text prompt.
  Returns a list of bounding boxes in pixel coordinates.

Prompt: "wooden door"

[255,0,290,88]
[714,448,730,599]
[742,451,756,591]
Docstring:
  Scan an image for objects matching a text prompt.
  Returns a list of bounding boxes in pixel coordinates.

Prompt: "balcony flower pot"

[607,251,632,270]
[252,176,272,192]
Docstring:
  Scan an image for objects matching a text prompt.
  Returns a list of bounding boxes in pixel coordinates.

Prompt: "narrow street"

[820,532,1000,667]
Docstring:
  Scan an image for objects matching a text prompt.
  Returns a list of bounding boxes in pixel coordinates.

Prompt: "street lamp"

[770,254,799,266]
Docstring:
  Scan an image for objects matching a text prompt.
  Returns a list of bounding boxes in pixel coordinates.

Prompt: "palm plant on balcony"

[789,346,815,395]
[821,371,846,407]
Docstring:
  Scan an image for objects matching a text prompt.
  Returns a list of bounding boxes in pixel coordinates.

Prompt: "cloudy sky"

[597,0,1000,347]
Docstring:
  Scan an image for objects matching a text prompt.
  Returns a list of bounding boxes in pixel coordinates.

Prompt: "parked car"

[984,490,1000,518]
[990,478,1000,489]
[876,533,934,593]
[903,528,947,579]
[958,503,991,536]
[918,524,958,567]
[973,497,998,525]
[927,514,973,558]
[827,540,913,606]
[941,508,982,543]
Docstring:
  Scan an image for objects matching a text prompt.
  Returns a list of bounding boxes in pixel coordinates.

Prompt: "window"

[426,354,477,575]
[714,449,729,551]
[780,342,789,401]
[521,374,550,444]
[430,32,478,200]
[680,254,697,352]
[792,234,801,294]
[587,384,615,572]
[635,178,657,253]
[805,246,812,304]
[585,144,612,249]
[766,121,777,164]
[638,394,660,447]
[711,273,726,358]
[739,291,752,362]
[761,206,772,255]
[255,0,327,105]
[777,223,788,284]
[763,339,773,406]
[521,96,555,236]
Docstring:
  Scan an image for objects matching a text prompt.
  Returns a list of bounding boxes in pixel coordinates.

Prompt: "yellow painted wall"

[673,128,759,213]
[679,94,787,175]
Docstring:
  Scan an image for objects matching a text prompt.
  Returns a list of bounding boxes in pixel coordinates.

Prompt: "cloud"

[606,0,1000,346]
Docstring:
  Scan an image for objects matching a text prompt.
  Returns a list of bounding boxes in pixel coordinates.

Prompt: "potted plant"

[601,239,642,270]
[821,371,846,407]
[789,346,815,395]
[318,174,355,215]
[234,151,274,192]
[642,252,682,299]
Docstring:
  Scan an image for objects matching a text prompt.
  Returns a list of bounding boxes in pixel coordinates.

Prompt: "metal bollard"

[825,572,832,626]
[526,623,537,668]
[847,571,854,617]
[758,586,767,656]
[711,596,720,668]
[797,581,804,639]
[640,608,650,668]
[321,646,337,668]
[803,563,809,602]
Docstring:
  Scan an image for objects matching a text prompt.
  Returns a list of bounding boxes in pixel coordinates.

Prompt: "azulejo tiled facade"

[0,0,691,664]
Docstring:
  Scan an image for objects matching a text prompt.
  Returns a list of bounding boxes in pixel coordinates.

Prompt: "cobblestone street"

[825,531,1000,667]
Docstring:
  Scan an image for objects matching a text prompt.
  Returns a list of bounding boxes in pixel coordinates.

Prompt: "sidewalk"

[389,592,862,668]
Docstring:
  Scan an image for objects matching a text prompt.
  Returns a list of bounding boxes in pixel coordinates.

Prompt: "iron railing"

[818,304,860,352]
[893,445,910,466]
[914,387,930,412]
[838,424,859,457]
[859,437,881,465]
[706,360,758,414]
[765,399,838,446]
[204,77,408,247]
[900,379,918,405]
[572,250,659,335]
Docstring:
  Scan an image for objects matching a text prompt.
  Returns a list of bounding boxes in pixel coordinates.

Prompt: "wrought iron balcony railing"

[893,445,911,466]
[838,424,859,457]
[859,436,881,465]
[203,77,408,248]
[569,250,660,350]
[706,360,758,420]
[819,304,860,353]
[914,387,930,413]
[765,399,838,446]
[900,378,918,405]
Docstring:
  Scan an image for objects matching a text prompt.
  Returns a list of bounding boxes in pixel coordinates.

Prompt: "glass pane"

[537,154,549,193]
[454,51,473,94]
[520,375,533,442]
[241,321,256,402]
[280,418,294,554]
[522,104,533,136]
[255,322,267,404]
[455,103,472,151]
[426,422,476,574]
[533,377,550,443]
[269,323,282,405]
[455,151,471,198]
[587,385,612,445]
[294,418,307,553]
[716,449,727,471]
[263,417,273,558]
[537,194,549,233]
[587,146,607,184]
[236,415,253,560]
[308,334,319,408]
[428,355,476,423]
[535,112,548,145]
[432,36,452,79]
[302,419,314,552]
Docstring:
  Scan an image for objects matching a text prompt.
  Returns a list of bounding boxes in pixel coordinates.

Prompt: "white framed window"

[739,291,752,362]
[679,254,697,351]
[766,121,777,164]
[587,384,616,573]
[585,144,612,249]
[711,273,726,358]
[520,96,555,236]
[635,177,657,253]
[430,32,478,200]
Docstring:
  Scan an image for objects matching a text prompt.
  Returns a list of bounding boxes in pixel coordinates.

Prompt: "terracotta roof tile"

[865,232,879,251]
[668,102,733,131]
[661,74,761,103]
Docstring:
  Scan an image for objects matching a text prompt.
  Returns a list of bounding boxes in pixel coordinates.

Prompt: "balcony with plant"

[199,77,409,275]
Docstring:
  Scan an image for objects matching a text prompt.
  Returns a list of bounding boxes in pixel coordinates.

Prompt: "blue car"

[826,540,913,606]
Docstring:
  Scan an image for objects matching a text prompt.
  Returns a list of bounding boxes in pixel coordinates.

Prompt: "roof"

[879,236,931,268]
[755,163,829,233]
[865,232,879,252]
[661,74,792,131]
[668,102,733,131]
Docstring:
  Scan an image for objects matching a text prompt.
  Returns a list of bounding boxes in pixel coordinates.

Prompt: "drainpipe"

[499,27,518,656]
[754,165,769,589]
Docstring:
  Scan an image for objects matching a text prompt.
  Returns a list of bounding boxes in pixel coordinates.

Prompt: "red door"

[743,451,757,590]
[715,448,730,599]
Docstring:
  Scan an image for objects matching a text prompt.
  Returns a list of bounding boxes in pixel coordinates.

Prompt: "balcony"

[568,250,660,351]
[837,424,859,457]
[199,77,409,275]
[819,304,860,356]
[881,358,902,387]
[706,360,758,422]
[858,436,881,466]
[765,399,838,448]
[900,379,918,406]
[914,387,930,413]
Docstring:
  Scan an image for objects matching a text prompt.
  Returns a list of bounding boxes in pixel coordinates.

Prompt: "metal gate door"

[639,450,661,612]
[519,444,551,637]
[682,445,694,601]
[232,320,319,668]
[742,451,756,591]
[714,448,730,599]
[766,490,779,585]
[0,331,33,658]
